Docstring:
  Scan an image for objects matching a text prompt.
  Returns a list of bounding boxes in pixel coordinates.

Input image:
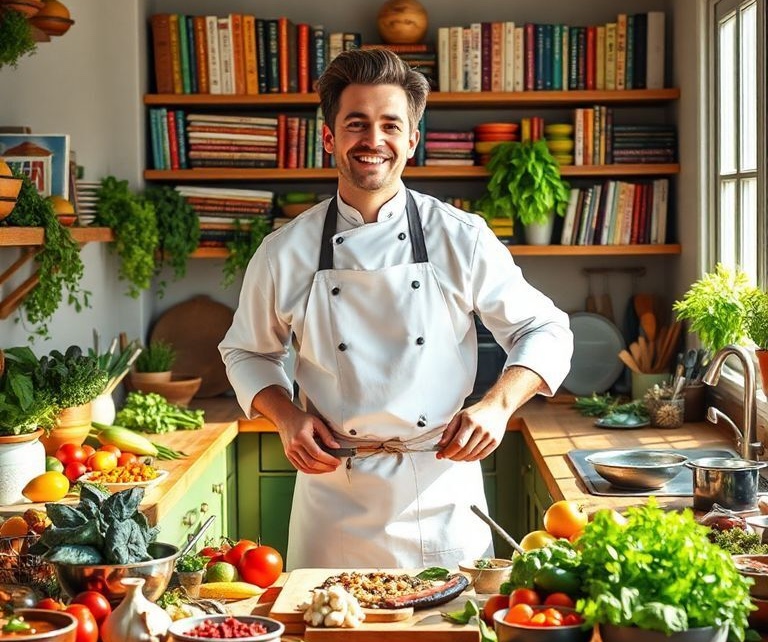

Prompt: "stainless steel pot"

[685,457,768,512]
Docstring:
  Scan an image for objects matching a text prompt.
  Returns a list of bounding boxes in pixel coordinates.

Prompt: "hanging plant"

[3,172,90,340]
[222,217,272,287]
[0,9,37,69]
[93,176,159,298]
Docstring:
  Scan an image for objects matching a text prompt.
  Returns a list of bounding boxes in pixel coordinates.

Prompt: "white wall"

[0,0,700,353]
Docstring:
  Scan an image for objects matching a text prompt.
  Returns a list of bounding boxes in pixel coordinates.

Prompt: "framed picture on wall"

[0,134,71,199]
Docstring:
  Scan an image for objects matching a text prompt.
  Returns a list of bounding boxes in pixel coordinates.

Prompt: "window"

[711,0,766,286]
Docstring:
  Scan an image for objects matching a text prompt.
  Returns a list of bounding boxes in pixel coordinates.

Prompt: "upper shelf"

[145,164,680,182]
[144,88,681,108]
[0,227,113,246]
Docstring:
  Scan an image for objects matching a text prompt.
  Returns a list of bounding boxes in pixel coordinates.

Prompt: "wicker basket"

[0,533,54,586]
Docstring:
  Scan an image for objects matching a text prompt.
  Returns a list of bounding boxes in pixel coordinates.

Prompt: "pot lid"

[687,457,767,470]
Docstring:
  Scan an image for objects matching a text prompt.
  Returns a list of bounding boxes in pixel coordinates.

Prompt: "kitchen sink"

[568,447,768,497]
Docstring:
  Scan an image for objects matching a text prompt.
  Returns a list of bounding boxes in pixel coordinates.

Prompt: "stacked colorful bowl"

[544,123,575,166]
[474,122,519,165]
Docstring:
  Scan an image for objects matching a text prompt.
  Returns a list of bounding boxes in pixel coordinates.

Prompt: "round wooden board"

[150,295,234,398]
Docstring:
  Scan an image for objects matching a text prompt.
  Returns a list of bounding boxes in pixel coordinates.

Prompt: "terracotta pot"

[40,402,92,455]
[130,371,172,386]
[757,349,768,397]
[599,624,728,642]
[0,429,45,504]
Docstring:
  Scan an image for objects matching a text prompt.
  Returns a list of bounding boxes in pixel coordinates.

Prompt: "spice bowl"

[458,558,512,594]
[168,614,285,642]
[732,554,768,599]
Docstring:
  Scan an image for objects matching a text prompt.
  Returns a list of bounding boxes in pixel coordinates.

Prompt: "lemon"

[205,561,239,583]
[22,471,70,503]
[518,529,557,552]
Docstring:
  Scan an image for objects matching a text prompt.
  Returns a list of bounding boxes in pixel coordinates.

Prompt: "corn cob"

[197,581,265,600]
[91,422,158,457]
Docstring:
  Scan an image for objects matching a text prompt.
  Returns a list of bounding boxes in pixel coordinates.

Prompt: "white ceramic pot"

[524,212,555,245]
[0,430,46,505]
[91,392,117,425]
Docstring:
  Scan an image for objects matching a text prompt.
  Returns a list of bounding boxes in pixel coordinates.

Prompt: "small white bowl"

[746,515,768,543]
[458,558,512,594]
[168,615,284,642]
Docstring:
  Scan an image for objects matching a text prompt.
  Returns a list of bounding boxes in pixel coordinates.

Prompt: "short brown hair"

[317,48,430,134]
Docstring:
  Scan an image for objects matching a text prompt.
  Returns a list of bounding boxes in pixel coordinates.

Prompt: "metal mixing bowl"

[52,542,178,605]
[585,450,688,489]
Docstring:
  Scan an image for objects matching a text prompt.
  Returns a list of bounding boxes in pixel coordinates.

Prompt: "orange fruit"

[543,500,589,539]
[0,515,29,538]
[87,450,118,472]
[22,471,70,503]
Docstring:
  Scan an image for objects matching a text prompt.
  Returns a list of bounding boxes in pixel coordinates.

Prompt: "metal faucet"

[703,344,763,460]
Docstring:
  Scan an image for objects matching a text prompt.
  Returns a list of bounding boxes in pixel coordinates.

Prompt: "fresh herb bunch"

[88,333,143,395]
[573,393,647,419]
[744,288,768,349]
[0,347,57,435]
[4,174,91,340]
[31,484,159,565]
[115,391,204,433]
[176,553,208,573]
[144,186,200,293]
[222,218,272,287]
[577,500,754,638]
[476,140,570,225]
[0,10,37,69]
[135,340,176,373]
[673,263,756,353]
[710,526,768,555]
[36,345,108,410]
[94,176,159,298]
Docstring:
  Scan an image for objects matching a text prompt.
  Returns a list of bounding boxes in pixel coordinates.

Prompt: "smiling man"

[220,48,573,570]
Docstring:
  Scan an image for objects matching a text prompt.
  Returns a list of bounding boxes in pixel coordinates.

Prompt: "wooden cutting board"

[269,568,479,641]
[149,295,234,398]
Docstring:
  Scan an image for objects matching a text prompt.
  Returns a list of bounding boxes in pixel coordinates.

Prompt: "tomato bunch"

[483,589,577,625]
[200,538,284,588]
[36,592,107,642]
[54,442,140,483]
[504,603,583,627]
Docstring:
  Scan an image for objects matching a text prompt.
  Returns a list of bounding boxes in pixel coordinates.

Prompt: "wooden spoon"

[619,349,642,374]
[629,341,643,371]
[640,312,657,343]
[634,293,655,319]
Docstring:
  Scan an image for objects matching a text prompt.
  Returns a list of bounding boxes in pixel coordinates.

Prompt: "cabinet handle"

[212,483,224,494]
[200,502,209,514]
[182,510,197,527]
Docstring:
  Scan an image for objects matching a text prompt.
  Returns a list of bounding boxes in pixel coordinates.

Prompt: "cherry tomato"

[543,592,575,609]
[238,545,283,588]
[56,443,87,466]
[504,603,534,625]
[530,612,548,626]
[64,461,88,483]
[223,539,258,567]
[70,591,112,625]
[99,444,121,457]
[65,604,99,642]
[117,452,138,467]
[509,587,542,607]
[542,607,564,624]
[563,613,583,626]
[36,597,66,611]
[81,444,96,459]
[482,593,509,625]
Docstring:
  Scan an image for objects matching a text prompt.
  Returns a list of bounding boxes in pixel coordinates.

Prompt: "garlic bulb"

[299,584,365,628]
[101,577,172,642]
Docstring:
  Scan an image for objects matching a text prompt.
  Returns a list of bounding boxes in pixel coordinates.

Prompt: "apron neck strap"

[318,190,428,271]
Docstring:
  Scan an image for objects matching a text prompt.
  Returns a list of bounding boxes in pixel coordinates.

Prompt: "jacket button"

[331,287,340,295]
[398,232,407,240]
[416,336,425,345]
[417,419,427,428]
[411,280,420,289]
[349,429,357,435]
[338,343,347,351]
[335,237,344,244]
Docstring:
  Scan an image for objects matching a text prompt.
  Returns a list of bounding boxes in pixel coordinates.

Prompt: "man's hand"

[436,399,508,461]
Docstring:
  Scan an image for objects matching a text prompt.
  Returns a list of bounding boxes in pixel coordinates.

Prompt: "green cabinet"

[520,435,553,536]
[157,445,236,548]
[235,431,524,562]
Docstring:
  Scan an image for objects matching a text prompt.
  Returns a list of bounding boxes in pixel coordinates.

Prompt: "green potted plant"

[476,140,570,246]
[744,288,768,395]
[0,347,57,437]
[3,173,90,340]
[0,9,37,70]
[132,339,177,384]
[174,553,208,598]
[576,500,754,642]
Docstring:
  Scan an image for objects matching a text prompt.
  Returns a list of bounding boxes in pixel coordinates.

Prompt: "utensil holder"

[648,397,685,429]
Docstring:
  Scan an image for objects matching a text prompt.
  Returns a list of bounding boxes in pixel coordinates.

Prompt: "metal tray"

[568,447,743,496]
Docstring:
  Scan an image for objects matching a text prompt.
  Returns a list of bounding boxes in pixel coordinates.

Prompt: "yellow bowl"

[553,154,574,166]
[547,139,575,153]
[544,123,574,138]
[474,140,506,155]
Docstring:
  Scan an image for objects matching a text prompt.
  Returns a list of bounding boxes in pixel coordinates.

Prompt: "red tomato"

[56,443,87,466]
[81,444,96,459]
[206,553,225,567]
[36,597,66,611]
[482,593,509,625]
[117,452,138,467]
[64,461,88,483]
[238,545,283,588]
[98,444,121,458]
[542,607,564,625]
[223,539,258,567]
[504,603,534,625]
[65,604,99,642]
[543,592,575,608]
[509,587,542,607]
[87,450,118,472]
[530,612,548,626]
[563,613,583,626]
[70,591,112,625]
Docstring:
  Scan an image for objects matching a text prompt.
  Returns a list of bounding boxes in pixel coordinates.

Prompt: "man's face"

[323,83,419,197]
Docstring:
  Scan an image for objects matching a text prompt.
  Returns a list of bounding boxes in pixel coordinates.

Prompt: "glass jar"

[649,397,685,429]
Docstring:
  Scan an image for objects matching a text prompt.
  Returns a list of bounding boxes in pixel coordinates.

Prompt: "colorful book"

[169,14,182,94]
[149,14,174,94]
[177,13,192,94]
[646,11,666,89]
[243,14,259,95]
[229,13,246,95]
[205,15,222,95]
[192,16,209,94]
[310,25,327,90]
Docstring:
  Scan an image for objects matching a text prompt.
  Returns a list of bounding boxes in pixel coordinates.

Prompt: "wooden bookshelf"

[0,227,113,246]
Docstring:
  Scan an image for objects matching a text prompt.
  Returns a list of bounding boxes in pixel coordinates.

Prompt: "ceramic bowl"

[6,609,78,642]
[52,542,178,605]
[584,450,688,489]
[127,373,202,407]
[748,596,768,633]
[0,197,18,221]
[458,558,512,594]
[494,607,591,642]
[544,124,574,138]
[0,175,23,199]
[745,515,768,543]
[168,615,285,642]
[732,554,768,599]
[547,139,575,154]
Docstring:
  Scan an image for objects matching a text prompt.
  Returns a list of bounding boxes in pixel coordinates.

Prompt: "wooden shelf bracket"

[0,248,40,319]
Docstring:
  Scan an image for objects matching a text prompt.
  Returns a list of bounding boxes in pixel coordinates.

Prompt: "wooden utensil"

[619,349,642,374]
[470,504,525,555]
[629,341,644,371]
[634,292,655,319]
[640,312,657,342]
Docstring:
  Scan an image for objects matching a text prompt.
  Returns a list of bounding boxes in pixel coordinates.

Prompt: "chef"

[219,48,573,570]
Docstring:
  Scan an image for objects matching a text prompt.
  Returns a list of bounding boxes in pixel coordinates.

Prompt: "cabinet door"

[482,431,522,558]
[521,439,553,535]
[157,449,228,547]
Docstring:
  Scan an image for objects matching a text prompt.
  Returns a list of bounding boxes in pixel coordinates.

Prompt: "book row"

[560,178,669,246]
[437,12,665,93]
